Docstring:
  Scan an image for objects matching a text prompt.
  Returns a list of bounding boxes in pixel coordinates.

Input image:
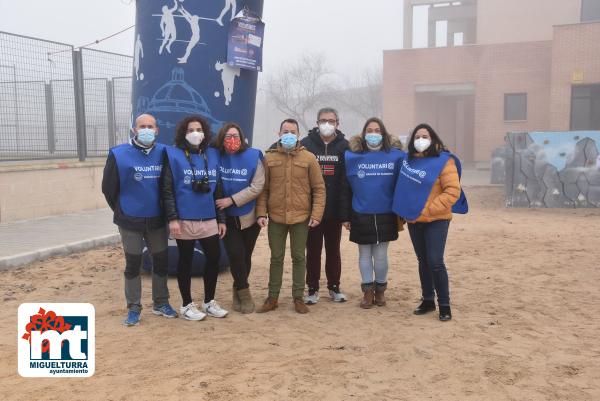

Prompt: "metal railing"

[0,31,133,161]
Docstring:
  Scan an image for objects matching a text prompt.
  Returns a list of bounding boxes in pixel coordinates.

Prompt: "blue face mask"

[365,133,382,147]
[137,128,156,146]
[280,133,298,150]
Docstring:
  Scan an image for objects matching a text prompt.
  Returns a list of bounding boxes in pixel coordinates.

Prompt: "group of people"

[102,107,467,327]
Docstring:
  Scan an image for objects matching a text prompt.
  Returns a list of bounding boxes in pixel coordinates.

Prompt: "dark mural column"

[132,0,264,145]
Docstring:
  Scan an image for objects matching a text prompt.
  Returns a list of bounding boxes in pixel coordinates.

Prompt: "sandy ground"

[1,186,600,401]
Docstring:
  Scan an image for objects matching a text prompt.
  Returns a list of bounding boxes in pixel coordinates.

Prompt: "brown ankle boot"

[237,288,255,314]
[360,283,375,309]
[294,298,309,314]
[256,297,278,313]
[232,287,241,312]
[375,282,387,306]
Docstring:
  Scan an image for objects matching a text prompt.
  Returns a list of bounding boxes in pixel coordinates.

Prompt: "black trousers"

[223,219,261,290]
[176,235,221,305]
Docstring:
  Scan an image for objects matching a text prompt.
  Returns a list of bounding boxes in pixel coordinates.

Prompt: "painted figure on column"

[134,34,144,80]
[159,0,178,54]
[177,4,202,64]
[215,61,241,106]
[216,0,238,26]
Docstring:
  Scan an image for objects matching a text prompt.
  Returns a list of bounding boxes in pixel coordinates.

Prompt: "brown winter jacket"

[411,156,461,223]
[256,143,326,225]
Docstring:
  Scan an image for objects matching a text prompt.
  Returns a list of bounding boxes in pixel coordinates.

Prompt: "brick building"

[383,0,600,165]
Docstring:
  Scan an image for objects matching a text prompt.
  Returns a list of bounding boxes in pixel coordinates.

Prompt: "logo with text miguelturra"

[18,303,95,377]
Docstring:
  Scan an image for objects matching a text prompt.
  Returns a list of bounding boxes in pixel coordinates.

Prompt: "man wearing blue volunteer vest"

[343,117,405,309]
[301,107,351,305]
[256,118,326,314]
[392,123,468,322]
[214,122,265,314]
[102,113,177,326]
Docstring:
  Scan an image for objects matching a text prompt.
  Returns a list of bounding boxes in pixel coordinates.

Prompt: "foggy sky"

[0,0,405,79]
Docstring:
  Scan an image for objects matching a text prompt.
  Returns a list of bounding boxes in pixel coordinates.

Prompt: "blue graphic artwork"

[141,68,223,134]
[529,131,600,171]
[132,0,264,145]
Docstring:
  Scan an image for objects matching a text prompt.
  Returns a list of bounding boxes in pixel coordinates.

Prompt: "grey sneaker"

[304,290,319,305]
[329,287,347,302]
[202,300,229,318]
[179,302,206,321]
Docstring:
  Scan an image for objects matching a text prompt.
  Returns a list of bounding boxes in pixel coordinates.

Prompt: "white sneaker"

[202,300,228,318]
[304,291,319,305]
[179,302,206,321]
[329,289,347,302]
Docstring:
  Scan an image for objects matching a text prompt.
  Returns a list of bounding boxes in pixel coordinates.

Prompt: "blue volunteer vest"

[220,148,264,217]
[165,146,220,220]
[111,143,165,218]
[392,151,468,221]
[345,148,405,214]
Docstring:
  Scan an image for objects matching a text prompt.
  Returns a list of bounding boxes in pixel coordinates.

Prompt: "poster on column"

[226,11,264,71]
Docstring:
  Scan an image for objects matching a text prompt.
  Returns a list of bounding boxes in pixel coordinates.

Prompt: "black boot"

[439,305,452,321]
[413,299,436,315]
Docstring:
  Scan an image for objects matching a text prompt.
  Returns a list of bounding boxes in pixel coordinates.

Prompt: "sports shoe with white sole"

[202,300,229,318]
[152,303,178,318]
[329,287,347,302]
[304,290,319,305]
[124,310,141,326]
[179,302,206,321]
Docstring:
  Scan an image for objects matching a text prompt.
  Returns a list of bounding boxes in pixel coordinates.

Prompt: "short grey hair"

[317,107,339,122]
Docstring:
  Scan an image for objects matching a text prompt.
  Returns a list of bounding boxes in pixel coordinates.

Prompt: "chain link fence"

[0,31,133,161]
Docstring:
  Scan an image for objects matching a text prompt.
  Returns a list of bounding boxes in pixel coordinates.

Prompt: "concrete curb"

[0,234,121,271]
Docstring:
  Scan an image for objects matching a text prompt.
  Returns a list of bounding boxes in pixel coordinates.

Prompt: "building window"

[581,0,600,22]
[571,84,600,130]
[504,93,527,121]
[435,20,448,47]
[453,32,464,46]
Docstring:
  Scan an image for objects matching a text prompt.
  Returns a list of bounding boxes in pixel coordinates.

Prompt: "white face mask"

[414,137,431,153]
[319,123,335,137]
[186,131,204,146]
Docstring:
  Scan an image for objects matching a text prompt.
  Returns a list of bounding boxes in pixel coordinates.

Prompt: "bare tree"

[334,67,383,120]
[264,52,333,132]
[263,54,383,137]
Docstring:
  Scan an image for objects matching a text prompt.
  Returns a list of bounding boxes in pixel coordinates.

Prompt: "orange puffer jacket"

[411,157,461,223]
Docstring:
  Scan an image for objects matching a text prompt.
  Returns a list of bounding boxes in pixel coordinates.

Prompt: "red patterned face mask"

[224,137,242,154]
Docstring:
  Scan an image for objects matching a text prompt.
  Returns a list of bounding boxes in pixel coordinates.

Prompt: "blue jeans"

[358,242,389,285]
[407,220,450,306]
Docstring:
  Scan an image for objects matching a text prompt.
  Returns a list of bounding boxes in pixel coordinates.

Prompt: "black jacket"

[300,129,351,221]
[160,145,226,224]
[349,212,398,245]
[101,143,166,232]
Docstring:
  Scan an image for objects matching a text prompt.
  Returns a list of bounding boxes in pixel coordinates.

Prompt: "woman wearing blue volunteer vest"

[392,123,468,321]
[343,117,405,309]
[161,115,229,321]
[213,122,265,314]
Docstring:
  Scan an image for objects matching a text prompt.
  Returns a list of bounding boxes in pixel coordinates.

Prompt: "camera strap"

[184,148,209,183]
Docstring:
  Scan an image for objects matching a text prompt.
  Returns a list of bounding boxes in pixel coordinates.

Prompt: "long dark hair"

[407,123,447,158]
[213,122,250,154]
[174,115,212,150]
[360,117,397,152]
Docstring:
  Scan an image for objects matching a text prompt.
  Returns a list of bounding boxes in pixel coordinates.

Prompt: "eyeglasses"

[318,119,337,125]
[224,134,240,139]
